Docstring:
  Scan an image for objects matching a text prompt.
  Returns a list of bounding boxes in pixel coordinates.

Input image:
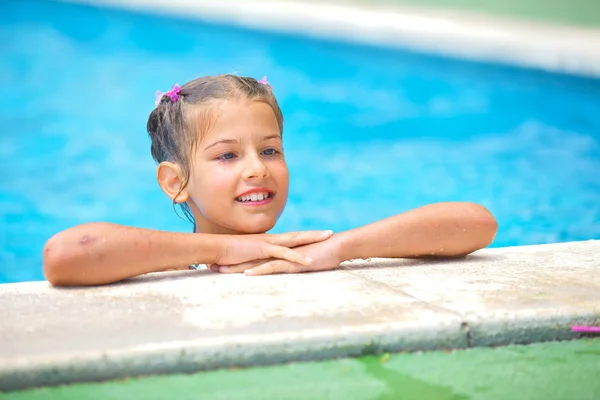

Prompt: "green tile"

[3,339,599,400]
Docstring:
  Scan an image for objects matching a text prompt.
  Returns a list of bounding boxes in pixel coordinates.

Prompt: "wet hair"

[146,74,284,227]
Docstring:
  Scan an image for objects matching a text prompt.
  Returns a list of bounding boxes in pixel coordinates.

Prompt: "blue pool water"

[1,0,599,283]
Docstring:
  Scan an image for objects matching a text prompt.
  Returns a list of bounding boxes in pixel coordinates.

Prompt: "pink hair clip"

[258,76,269,85]
[571,325,600,333]
[155,83,181,106]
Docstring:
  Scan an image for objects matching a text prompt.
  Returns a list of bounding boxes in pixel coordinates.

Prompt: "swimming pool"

[1,0,599,283]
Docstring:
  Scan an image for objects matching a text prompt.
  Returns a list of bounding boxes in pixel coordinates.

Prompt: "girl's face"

[185,98,289,234]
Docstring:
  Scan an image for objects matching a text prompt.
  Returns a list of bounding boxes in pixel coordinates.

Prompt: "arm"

[336,202,497,261]
[43,223,225,286]
[220,202,498,276]
[43,223,331,286]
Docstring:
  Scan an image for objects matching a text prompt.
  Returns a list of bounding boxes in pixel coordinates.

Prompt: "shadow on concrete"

[49,269,217,290]
[341,253,504,271]
[120,269,218,285]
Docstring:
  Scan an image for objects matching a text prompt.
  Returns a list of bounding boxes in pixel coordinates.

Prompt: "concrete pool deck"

[1,240,598,391]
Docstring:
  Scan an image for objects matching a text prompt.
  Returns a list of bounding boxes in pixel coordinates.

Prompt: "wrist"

[331,233,349,264]
[195,233,227,265]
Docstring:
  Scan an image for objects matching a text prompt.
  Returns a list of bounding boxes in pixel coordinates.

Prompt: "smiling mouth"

[235,192,274,203]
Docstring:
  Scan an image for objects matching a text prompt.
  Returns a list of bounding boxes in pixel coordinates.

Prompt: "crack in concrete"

[339,266,465,318]
[460,322,473,347]
[341,267,476,348]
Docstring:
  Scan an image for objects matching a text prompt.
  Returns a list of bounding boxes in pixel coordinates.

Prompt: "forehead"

[204,98,280,140]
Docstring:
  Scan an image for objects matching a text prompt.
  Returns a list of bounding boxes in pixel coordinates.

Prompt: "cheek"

[272,161,289,192]
[191,164,237,199]
[208,174,233,191]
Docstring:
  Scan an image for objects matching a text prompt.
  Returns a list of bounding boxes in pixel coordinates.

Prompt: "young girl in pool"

[42,74,498,286]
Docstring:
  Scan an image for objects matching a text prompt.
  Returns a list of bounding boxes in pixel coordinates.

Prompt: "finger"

[267,230,333,248]
[265,244,313,266]
[217,260,263,274]
[244,261,278,276]
[245,260,302,276]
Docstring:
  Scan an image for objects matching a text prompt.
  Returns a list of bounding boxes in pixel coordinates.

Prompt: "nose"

[242,152,269,180]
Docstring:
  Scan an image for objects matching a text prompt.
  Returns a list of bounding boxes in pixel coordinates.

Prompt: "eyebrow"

[262,134,282,142]
[204,138,239,151]
[204,135,281,151]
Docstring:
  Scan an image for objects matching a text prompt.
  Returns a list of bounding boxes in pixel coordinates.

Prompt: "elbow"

[42,233,77,286]
[468,203,498,249]
[42,222,112,286]
[443,202,498,257]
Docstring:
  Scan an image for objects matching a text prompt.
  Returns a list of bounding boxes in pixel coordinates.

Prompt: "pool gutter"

[56,0,600,78]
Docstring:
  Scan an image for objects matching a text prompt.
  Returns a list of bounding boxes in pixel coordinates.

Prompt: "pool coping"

[1,240,598,391]
[56,0,600,78]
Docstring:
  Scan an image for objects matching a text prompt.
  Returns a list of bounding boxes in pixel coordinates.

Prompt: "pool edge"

[53,0,600,78]
[1,240,598,391]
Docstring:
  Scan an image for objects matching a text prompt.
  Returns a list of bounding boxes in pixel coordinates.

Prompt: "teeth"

[237,192,271,202]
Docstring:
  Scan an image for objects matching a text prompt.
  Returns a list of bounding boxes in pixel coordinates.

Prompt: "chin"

[233,218,278,234]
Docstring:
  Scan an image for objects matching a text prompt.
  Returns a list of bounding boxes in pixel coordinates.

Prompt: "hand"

[214,230,333,267]
[215,234,343,276]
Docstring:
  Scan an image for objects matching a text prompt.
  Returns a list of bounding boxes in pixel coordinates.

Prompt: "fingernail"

[219,267,229,272]
[323,230,334,236]
[244,270,256,276]
[305,257,313,263]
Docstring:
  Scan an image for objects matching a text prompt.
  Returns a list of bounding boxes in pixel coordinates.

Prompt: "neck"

[194,222,244,235]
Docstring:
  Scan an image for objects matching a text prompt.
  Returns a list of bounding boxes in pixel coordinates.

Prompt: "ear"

[157,162,189,203]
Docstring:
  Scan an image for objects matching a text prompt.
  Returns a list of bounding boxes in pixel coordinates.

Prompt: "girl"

[42,75,498,286]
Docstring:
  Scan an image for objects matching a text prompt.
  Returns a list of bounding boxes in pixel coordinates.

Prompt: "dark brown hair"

[147,74,284,225]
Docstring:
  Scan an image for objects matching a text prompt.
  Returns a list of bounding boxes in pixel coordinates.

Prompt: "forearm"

[42,222,221,286]
[337,202,497,261]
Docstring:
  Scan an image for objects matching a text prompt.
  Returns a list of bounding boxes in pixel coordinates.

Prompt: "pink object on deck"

[571,326,600,333]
